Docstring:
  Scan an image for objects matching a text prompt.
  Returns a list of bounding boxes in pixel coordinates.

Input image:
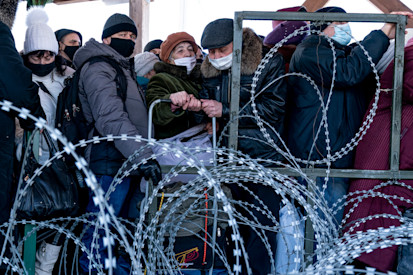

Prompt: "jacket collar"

[74,38,131,70]
[154,62,202,82]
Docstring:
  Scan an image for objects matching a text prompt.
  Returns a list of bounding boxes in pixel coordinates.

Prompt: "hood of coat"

[154,61,202,82]
[0,0,19,29]
[201,28,263,79]
[73,38,131,69]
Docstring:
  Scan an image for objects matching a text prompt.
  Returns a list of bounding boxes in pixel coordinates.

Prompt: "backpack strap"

[76,56,129,137]
[36,81,57,104]
[82,56,128,103]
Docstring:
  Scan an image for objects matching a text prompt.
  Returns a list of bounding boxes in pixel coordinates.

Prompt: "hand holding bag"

[17,129,80,220]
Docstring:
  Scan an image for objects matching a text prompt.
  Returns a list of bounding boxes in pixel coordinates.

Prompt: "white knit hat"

[23,7,58,55]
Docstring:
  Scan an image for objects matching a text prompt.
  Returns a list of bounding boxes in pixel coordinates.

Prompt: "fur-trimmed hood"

[201,28,263,78]
[0,0,19,29]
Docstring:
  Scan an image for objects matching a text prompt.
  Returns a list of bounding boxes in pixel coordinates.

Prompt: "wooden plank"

[301,0,329,12]
[301,0,413,27]
[129,0,150,54]
[368,0,413,27]
[369,0,412,13]
[53,0,95,5]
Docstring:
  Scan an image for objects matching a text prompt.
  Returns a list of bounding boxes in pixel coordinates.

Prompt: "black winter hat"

[311,6,347,32]
[144,39,163,52]
[55,28,82,45]
[102,13,137,40]
[201,18,233,49]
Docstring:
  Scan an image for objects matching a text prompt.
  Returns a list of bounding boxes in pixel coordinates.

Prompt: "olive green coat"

[146,62,202,139]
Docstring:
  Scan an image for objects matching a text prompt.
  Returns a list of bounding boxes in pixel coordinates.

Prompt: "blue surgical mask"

[331,23,352,46]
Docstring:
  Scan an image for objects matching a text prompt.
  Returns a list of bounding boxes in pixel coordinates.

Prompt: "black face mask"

[109,38,135,58]
[27,61,55,77]
[63,45,80,61]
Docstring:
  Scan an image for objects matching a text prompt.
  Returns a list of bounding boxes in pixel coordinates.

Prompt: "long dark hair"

[22,50,67,76]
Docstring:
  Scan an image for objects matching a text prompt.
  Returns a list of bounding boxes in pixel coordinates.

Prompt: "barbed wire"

[0,21,412,275]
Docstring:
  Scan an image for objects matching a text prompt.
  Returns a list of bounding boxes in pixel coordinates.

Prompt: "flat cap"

[201,18,233,49]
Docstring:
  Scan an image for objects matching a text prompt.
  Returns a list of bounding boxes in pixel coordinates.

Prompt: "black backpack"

[55,55,127,155]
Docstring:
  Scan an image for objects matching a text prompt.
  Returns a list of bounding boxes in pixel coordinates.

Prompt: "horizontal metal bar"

[236,11,407,24]
[159,165,413,180]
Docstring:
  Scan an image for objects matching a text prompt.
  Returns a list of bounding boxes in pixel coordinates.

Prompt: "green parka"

[146,62,203,139]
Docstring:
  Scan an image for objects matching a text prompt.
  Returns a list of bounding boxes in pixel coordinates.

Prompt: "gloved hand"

[138,159,162,185]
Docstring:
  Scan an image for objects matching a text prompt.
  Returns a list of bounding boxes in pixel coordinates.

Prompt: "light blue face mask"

[331,23,352,46]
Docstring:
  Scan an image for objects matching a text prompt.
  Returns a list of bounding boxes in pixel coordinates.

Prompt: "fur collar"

[0,0,18,29]
[154,62,202,82]
[201,28,263,79]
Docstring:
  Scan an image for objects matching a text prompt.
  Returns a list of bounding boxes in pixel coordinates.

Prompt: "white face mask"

[173,56,196,74]
[209,54,232,71]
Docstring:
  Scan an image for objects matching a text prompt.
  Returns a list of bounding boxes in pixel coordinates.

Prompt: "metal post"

[228,13,243,151]
[212,117,217,165]
[23,131,38,275]
[304,177,316,267]
[23,224,36,275]
[390,15,407,171]
[147,99,172,141]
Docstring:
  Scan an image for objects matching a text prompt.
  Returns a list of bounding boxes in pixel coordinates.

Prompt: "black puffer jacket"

[0,21,43,223]
[200,28,287,162]
[287,30,390,168]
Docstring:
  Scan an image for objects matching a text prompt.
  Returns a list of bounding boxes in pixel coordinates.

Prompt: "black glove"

[138,159,162,185]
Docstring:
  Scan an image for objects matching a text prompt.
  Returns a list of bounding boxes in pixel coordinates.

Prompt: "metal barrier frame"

[229,11,410,179]
[227,11,410,266]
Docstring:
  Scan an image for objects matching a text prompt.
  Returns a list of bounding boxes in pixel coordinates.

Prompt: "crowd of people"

[1,1,413,274]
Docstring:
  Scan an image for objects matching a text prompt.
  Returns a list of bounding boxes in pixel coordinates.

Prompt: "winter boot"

[35,241,61,275]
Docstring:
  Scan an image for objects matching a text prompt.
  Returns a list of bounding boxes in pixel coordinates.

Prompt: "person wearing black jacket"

[0,0,44,251]
[286,7,412,225]
[200,18,287,163]
[54,28,82,68]
[200,18,287,275]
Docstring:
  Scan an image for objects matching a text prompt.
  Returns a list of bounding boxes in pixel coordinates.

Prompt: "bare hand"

[200,99,223,118]
[186,94,202,112]
[204,121,219,134]
[170,91,190,110]
[381,11,413,39]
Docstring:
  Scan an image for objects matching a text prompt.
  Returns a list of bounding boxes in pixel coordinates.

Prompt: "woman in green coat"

[146,32,203,139]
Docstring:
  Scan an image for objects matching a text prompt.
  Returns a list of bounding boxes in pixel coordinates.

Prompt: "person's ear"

[58,41,64,51]
[103,37,111,45]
